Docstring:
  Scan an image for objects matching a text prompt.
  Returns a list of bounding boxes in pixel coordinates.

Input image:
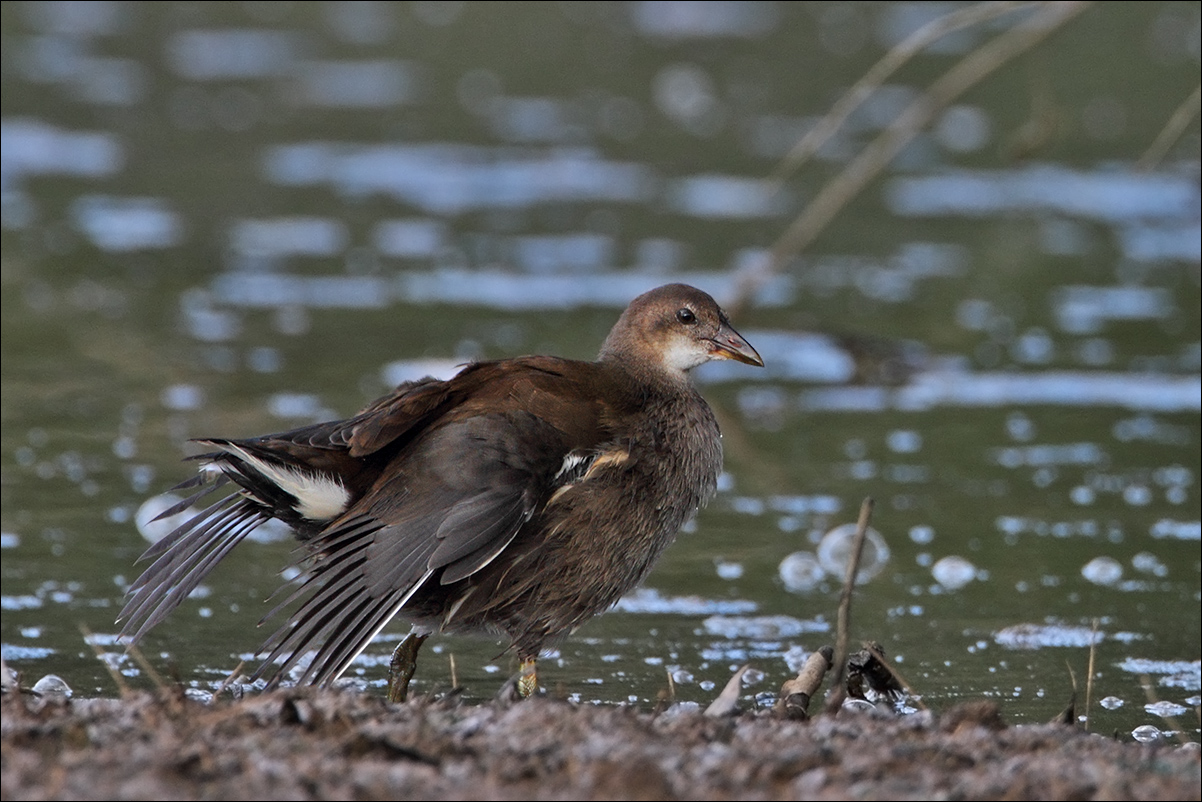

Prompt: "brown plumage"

[118,283,763,695]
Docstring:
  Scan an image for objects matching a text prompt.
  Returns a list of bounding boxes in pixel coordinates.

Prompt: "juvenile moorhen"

[118,283,763,699]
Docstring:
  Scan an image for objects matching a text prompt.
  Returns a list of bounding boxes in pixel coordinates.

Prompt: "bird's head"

[600,283,764,377]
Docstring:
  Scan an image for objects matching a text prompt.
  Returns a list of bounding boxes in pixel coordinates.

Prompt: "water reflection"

[796,370,1200,412]
[887,164,1198,223]
[1,119,123,194]
[265,144,654,213]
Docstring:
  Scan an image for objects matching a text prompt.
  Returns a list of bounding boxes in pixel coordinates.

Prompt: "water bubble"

[817,524,890,584]
[778,551,824,593]
[1150,520,1201,541]
[1131,552,1168,577]
[1070,485,1095,505]
[908,525,934,544]
[32,674,72,700]
[782,645,813,674]
[653,63,721,135]
[127,464,155,494]
[776,516,802,533]
[848,460,877,480]
[1004,413,1033,440]
[935,105,991,153]
[161,383,204,411]
[1011,327,1054,364]
[886,429,922,453]
[266,392,325,419]
[1153,464,1193,488]
[1081,556,1123,586]
[702,614,828,640]
[841,697,880,715]
[112,435,136,459]
[1122,485,1153,506]
[1144,700,1190,717]
[136,493,193,544]
[184,688,215,704]
[1098,695,1124,710]
[741,668,765,687]
[1131,724,1163,743]
[730,496,765,515]
[931,556,976,590]
[994,623,1102,650]
[714,559,743,580]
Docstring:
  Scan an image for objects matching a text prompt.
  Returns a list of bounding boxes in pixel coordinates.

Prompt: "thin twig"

[824,497,875,716]
[1084,617,1098,732]
[214,660,246,700]
[124,641,169,691]
[1138,84,1201,170]
[769,1,1039,185]
[864,642,928,711]
[730,1,1092,317]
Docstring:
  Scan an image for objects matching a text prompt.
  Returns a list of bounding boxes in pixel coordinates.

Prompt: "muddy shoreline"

[3,686,1198,801]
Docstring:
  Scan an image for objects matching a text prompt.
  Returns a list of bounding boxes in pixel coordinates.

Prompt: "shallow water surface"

[1,1,1198,742]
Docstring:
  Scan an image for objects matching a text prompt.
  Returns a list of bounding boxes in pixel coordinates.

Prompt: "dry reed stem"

[80,623,131,698]
[768,1,1040,185]
[1140,673,1192,747]
[1139,84,1201,170]
[1084,617,1098,731]
[863,641,928,712]
[824,496,875,716]
[731,0,1092,317]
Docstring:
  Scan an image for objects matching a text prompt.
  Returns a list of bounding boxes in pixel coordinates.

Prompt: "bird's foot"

[517,657,538,699]
[386,632,428,702]
[496,657,541,704]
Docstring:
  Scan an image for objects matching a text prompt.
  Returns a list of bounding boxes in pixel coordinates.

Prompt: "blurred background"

[1,1,1198,740]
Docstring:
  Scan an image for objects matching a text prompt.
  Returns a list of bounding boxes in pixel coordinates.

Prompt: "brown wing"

[254,358,625,686]
[119,356,629,687]
[117,374,463,644]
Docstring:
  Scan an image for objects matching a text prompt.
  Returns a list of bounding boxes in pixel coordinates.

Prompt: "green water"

[2,1,1198,741]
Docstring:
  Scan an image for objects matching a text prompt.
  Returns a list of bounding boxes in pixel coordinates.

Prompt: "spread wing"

[254,408,585,686]
[118,357,620,687]
[116,375,459,645]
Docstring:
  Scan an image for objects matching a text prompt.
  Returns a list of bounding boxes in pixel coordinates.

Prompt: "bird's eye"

[676,308,696,325]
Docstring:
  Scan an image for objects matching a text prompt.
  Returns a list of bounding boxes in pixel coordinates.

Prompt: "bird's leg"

[387,631,428,702]
[517,656,539,698]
